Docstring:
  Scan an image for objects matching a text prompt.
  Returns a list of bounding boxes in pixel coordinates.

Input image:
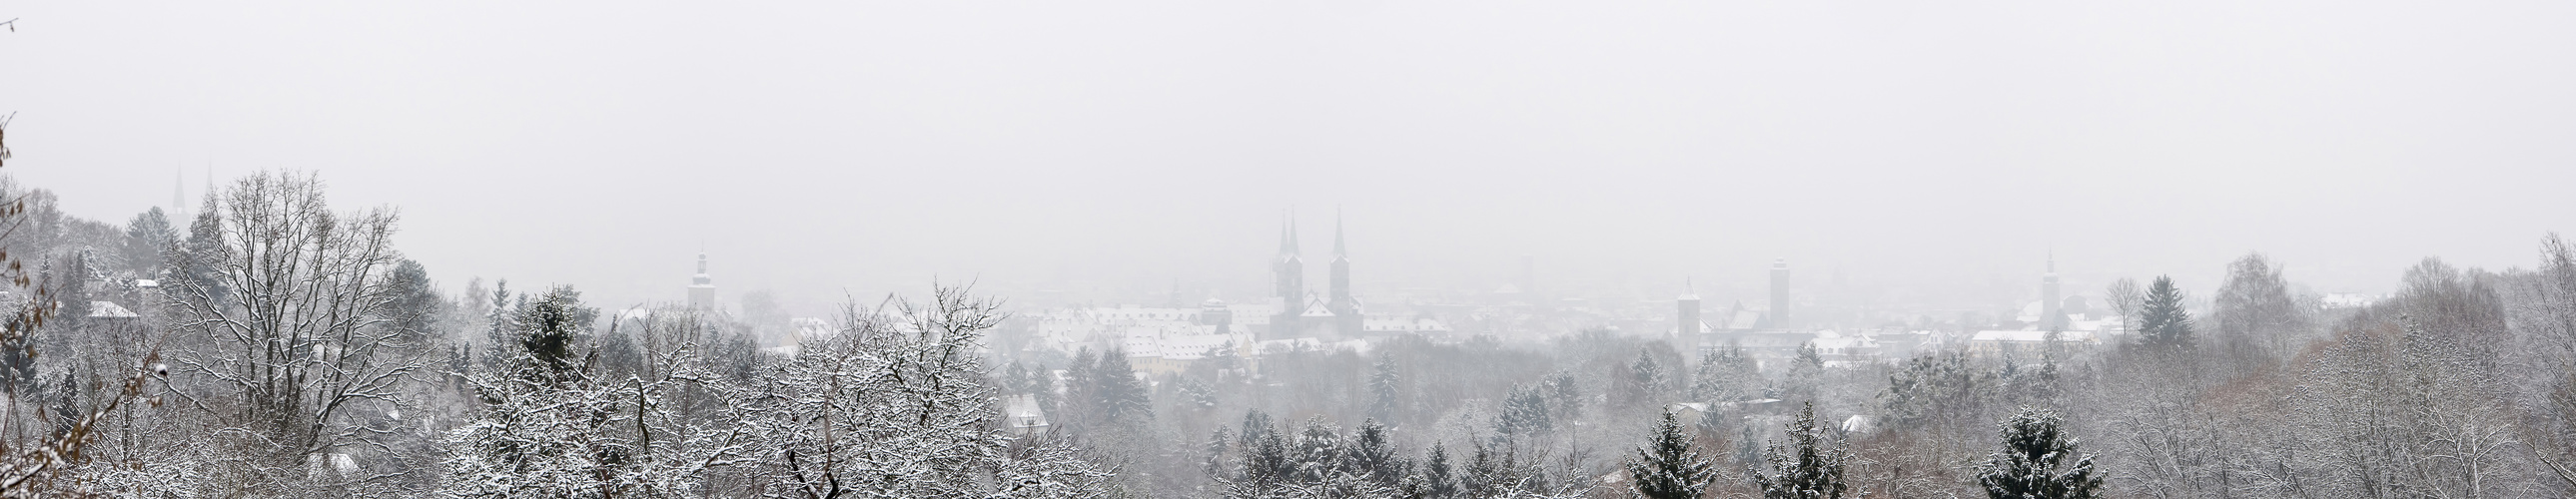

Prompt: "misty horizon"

[5,2,2570,318]
[8,3,2576,498]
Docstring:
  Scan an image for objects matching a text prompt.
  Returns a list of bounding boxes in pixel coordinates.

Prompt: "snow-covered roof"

[1002,394,1049,430]
[1969,330,2094,343]
[88,301,139,319]
[1362,317,1450,333]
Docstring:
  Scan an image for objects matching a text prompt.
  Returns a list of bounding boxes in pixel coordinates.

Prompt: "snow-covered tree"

[2136,276,2193,350]
[163,172,429,494]
[1626,347,1666,408]
[1974,406,2103,499]
[1092,348,1155,429]
[440,285,756,497]
[1416,442,1458,498]
[1693,345,1758,403]
[1348,418,1407,488]
[1625,409,1718,499]
[1367,352,1403,424]
[1750,402,1849,499]
[2212,253,2310,357]
[1494,383,1552,441]
[740,285,1118,498]
[1543,371,1581,424]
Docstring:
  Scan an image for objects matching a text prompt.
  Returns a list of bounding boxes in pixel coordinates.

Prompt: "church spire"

[1289,210,1300,254]
[1278,211,1299,255]
[1332,207,1346,258]
[172,168,187,219]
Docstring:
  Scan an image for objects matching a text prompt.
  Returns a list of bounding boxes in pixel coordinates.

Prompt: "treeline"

[1005,238,2576,498]
[0,171,1125,497]
[0,167,2570,498]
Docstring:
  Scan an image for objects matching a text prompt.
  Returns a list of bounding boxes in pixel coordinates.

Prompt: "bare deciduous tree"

[164,172,425,494]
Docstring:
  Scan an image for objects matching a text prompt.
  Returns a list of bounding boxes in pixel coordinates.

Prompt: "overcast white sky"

[3,1,2571,314]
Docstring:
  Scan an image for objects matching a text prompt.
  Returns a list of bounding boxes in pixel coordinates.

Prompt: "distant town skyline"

[6,1,2567,314]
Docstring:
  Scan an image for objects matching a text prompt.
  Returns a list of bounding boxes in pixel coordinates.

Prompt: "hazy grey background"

[3,1,2571,314]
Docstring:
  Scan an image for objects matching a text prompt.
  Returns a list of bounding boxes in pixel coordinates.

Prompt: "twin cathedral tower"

[1269,211,1363,339]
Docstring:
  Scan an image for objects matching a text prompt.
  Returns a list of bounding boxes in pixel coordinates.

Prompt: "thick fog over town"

[1,2,2574,498]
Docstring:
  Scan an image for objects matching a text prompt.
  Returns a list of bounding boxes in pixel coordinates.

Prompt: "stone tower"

[1328,210,1361,335]
[1770,258,1792,330]
[2041,253,2064,331]
[1271,215,1302,339]
[1677,278,1702,354]
[688,253,716,312]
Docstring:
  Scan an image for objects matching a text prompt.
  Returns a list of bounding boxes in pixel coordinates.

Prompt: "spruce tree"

[1094,349,1155,425]
[1240,416,1291,492]
[1976,406,2104,499]
[1064,348,1099,424]
[1369,352,1403,423]
[1631,347,1667,405]
[1625,409,1719,499]
[515,285,595,384]
[1545,371,1582,423]
[1495,383,1553,440]
[2138,275,2194,349]
[1750,402,1850,499]
[1349,418,1407,487]
[1419,442,1458,498]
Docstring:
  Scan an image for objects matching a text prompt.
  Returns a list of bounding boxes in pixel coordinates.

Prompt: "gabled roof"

[89,301,140,319]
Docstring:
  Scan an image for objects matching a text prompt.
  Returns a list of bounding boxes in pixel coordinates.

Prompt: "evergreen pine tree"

[1545,371,1582,423]
[1693,351,1724,402]
[1093,348,1155,426]
[1463,442,1502,498]
[1027,361,1059,420]
[1495,383,1553,440]
[1976,407,2105,499]
[1349,418,1407,487]
[1064,348,1099,424]
[1625,347,1667,408]
[1750,402,1850,499]
[1369,352,1404,423]
[1004,361,1032,394]
[2138,275,2194,349]
[1419,442,1458,498]
[1625,409,1719,499]
[120,208,174,275]
[515,285,595,384]
[1796,342,1825,370]
[1290,416,1346,483]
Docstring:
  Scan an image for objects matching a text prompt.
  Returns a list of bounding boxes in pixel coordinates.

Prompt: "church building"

[1268,212,1365,340]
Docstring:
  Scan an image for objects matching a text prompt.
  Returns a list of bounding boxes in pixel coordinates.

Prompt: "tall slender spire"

[1273,208,1307,340]
[1325,207,1357,337]
[1332,207,1346,257]
[1278,211,1298,255]
[1289,209,1300,253]
[173,168,186,218]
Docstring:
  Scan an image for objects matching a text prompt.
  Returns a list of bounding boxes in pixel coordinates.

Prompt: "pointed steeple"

[688,252,716,311]
[1289,211,1300,254]
[1277,211,1300,255]
[1272,209,1308,340]
[1331,208,1347,259]
[1283,212,1297,255]
[172,168,187,219]
[2047,250,2058,275]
